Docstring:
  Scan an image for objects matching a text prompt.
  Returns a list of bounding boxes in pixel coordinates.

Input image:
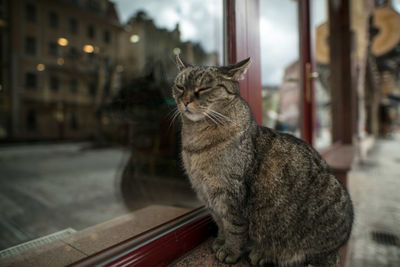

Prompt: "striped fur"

[172,58,353,266]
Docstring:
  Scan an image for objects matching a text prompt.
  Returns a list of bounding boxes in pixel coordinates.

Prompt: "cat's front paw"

[211,238,224,252]
[249,249,272,266]
[215,245,241,264]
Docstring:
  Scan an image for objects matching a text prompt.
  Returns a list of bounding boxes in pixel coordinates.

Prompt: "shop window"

[1,0,224,260]
[25,72,37,89]
[25,2,36,22]
[25,36,36,55]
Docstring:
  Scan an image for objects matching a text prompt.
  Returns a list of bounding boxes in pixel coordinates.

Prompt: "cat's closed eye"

[194,87,212,97]
[196,87,212,93]
[175,85,185,92]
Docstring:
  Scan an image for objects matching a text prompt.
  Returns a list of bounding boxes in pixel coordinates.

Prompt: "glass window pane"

[259,0,300,136]
[312,0,332,150]
[0,0,223,252]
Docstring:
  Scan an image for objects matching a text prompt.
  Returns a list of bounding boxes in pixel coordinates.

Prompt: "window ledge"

[0,205,190,267]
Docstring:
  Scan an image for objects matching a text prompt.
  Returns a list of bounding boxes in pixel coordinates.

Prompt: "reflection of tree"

[108,65,191,210]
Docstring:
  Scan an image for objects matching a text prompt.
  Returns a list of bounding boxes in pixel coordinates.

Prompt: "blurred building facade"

[0,0,122,141]
[118,10,218,86]
[0,0,217,142]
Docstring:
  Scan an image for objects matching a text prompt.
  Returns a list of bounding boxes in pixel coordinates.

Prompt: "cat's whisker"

[168,108,181,130]
[166,107,177,118]
[172,109,181,123]
[208,109,231,122]
[203,112,218,126]
[166,107,180,120]
[205,111,226,126]
[203,112,222,126]
[209,113,226,126]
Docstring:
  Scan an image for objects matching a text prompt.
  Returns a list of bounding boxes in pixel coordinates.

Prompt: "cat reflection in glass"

[172,56,353,266]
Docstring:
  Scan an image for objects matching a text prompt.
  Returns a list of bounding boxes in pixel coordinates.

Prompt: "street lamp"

[130,34,140,43]
[83,44,94,53]
[57,37,68,46]
[173,47,181,55]
[36,64,45,71]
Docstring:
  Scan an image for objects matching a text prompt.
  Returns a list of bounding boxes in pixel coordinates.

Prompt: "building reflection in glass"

[0,0,222,250]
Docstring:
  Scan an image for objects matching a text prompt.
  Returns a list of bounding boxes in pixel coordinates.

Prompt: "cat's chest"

[182,151,227,192]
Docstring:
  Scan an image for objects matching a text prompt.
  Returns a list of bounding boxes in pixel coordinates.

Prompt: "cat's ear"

[176,55,190,71]
[221,57,251,81]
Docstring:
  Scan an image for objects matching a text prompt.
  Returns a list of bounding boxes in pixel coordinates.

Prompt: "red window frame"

[227,0,263,125]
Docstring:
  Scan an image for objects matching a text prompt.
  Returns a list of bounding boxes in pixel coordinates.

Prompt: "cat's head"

[172,56,250,122]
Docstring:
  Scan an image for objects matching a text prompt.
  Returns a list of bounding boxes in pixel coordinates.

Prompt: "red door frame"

[299,0,316,146]
[227,0,263,125]
[69,1,262,266]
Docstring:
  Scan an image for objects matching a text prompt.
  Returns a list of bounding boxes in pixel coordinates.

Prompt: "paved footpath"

[348,133,400,267]
[0,143,129,250]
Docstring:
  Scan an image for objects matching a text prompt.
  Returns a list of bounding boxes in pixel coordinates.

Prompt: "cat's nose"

[183,99,190,106]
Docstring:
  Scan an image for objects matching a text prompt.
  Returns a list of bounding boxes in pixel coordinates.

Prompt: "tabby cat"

[172,56,353,266]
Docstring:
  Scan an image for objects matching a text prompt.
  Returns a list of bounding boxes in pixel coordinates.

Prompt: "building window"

[69,18,79,34]
[25,72,37,89]
[104,81,111,96]
[25,36,36,55]
[70,113,79,130]
[87,52,97,64]
[48,11,59,28]
[103,57,111,69]
[69,79,78,93]
[87,0,101,12]
[103,30,111,44]
[68,47,80,59]
[25,2,36,22]
[49,75,60,91]
[48,42,59,57]
[88,82,96,96]
[26,109,37,131]
[87,24,95,39]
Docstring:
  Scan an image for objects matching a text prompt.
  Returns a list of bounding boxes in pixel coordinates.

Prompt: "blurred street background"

[0,0,400,266]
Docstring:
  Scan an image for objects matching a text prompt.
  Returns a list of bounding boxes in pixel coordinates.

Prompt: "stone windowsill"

[0,205,190,267]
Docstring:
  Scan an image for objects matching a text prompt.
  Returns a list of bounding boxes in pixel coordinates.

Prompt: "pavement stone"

[347,133,400,267]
